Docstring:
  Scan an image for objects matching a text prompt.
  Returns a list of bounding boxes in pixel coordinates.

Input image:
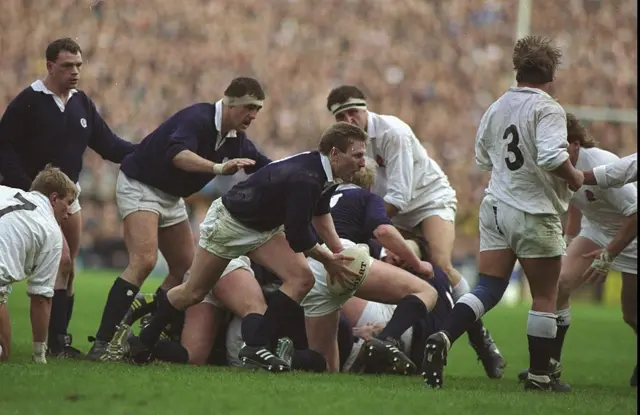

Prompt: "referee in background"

[0,37,137,358]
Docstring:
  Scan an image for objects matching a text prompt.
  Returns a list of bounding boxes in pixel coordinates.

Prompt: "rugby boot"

[363,337,417,376]
[518,358,562,382]
[122,293,157,326]
[47,334,85,359]
[469,327,506,379]
[238,344,291,373]
[106,323,132,362]
[524,373,571,392]
[85,336,110,362]
[275,337,294,368]
[422,331,451,389]
[631,365,637,387]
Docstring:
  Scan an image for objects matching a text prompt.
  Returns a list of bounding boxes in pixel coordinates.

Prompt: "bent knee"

[128,253,159,283]
[284,267,314,299]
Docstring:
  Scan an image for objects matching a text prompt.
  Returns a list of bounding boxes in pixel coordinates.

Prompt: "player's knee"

[57,250,73,280]
[557,275,573,301]
[128,252,159,283]
[458,274,509,319]
[285,267,314,299]
[412,279,437,309]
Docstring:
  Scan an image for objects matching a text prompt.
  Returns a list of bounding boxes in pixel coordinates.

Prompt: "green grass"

[0,271,636,415]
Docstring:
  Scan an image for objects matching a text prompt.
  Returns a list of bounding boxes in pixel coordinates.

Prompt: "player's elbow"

[537,151,569,171]
[373,224,394,240]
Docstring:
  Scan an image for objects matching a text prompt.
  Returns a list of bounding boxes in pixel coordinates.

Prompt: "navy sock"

[65,294,75,333]
[139,297,181,349]
[241,313,265,347]
[253,290,300,347]
[48,289,68,352]
[152,339,189,364]
[378,295,427,341]
[292,349,327,372]
[95,277,139,342]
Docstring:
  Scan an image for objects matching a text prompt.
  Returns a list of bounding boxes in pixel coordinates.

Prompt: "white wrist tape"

[212,162,225,175]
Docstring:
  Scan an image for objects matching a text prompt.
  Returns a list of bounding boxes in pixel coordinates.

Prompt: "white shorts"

[199,198,284,260]
[479,196,565,258]
[579,225,637,275]
[183,256,254,308]
[391,185,457,231]
[300,239,373,317]
[115,171,188,228]
[225,315,244,368]
[69,182,82,215]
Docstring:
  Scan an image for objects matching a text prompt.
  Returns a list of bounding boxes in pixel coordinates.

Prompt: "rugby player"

[518,114,638,387]
[583,152,637,188]
[0,166,78,363]
[327,158,506,377]
[127,122,368,370]
[422,36,584,392]
[87,77,272,361]
[0,38,136,358]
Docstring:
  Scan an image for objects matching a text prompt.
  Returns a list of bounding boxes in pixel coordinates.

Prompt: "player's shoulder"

[5,85,41,109]
[169,103,215,125]
[576,147,620,170]
[370,112,414,137]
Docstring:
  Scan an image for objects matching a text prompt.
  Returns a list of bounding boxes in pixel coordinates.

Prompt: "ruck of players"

[0,35,636,393]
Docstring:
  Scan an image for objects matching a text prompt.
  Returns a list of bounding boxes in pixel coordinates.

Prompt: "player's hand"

[381,251,402,266]
[568,169,585,191]
[324,253,358,290]
[416,261,434,278]
[353,323,385,341]
[581,249,614,285]
[217,158,256,175]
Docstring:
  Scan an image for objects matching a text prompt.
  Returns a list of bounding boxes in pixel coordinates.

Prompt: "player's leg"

[422,197,514,388]
[87,211,160,361]
[47,234,75,357]
[0,295,11,361]
[61,210,81,349]
[305,310,340,371]
[621,272,637,386]
[176,302,222,365]
[354,259,436,374]
[419,210,505,378]
[240,234,313,370]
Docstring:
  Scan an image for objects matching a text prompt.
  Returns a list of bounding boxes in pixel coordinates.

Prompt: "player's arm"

[600,185,637,258]
[0,95,33,190]
[311,185,343,254]
[474,115,493,171]
[584,153,637,188]
[27,233,64,364]
[365,193,422,271]
[86,95,137,163]
[564,203,582,245]
[238,138,273,174]
[535,105,583,189]
[285,182,330,259]
[379,133,414,218]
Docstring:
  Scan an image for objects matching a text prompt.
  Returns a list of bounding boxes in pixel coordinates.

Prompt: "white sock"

[452,277,471,301]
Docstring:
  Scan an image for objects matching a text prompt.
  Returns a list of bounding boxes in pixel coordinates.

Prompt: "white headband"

[329,97,367,115]
[222,95,264,107]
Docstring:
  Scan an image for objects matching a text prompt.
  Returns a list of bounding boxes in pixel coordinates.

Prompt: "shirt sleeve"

[284,181,322,252]
[240,138,273,174]
[379,133,414,211]
[535,102,569,171]
[601,183,638,217]
[0,94,33,190]
[27,229,63,298]
[164,115,205,164]
[593,153,637,189]
[313,184,339,217]
[363,192,392,237]
[86,95,137,163]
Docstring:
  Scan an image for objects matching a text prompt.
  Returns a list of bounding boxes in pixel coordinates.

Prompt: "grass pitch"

[0,270,636,415]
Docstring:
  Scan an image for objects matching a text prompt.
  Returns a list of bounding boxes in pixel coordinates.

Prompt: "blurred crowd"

[0,0,636,267]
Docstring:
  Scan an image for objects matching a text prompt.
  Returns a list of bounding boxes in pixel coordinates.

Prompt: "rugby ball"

[327,244,373,296]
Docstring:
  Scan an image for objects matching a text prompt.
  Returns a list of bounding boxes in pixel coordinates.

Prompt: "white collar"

[508,86,553,100]
[320,153,334,182]
[366,111,377,138]
[31,80,77,112]
[214,99,238,139]
[336,183,360,192]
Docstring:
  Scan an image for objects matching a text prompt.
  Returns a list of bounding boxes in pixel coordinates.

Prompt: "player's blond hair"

[30,165,78,201]
[566,113,598,148]
[318,122,368,154]
[513,35,562,84]
[350,156,377,189]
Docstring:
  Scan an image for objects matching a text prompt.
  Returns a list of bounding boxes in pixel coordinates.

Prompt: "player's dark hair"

[46,38,82,62]
[326,85,366,112]
[513,35,562,84]
[318,122,368,154]
[566,113,598,148]
[224,77,265,99]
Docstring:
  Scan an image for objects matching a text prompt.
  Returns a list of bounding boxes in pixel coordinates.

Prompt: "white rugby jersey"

[475,87,572,215]
[593,152,637,189]
[365,111,454,211]
[572,147,637,236]
[0,185,63,296]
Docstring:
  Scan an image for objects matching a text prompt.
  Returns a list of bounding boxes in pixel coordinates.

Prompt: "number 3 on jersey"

[503,124,524,171]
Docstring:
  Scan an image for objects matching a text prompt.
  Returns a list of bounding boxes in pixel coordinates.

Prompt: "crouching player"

[0,166,78,363]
